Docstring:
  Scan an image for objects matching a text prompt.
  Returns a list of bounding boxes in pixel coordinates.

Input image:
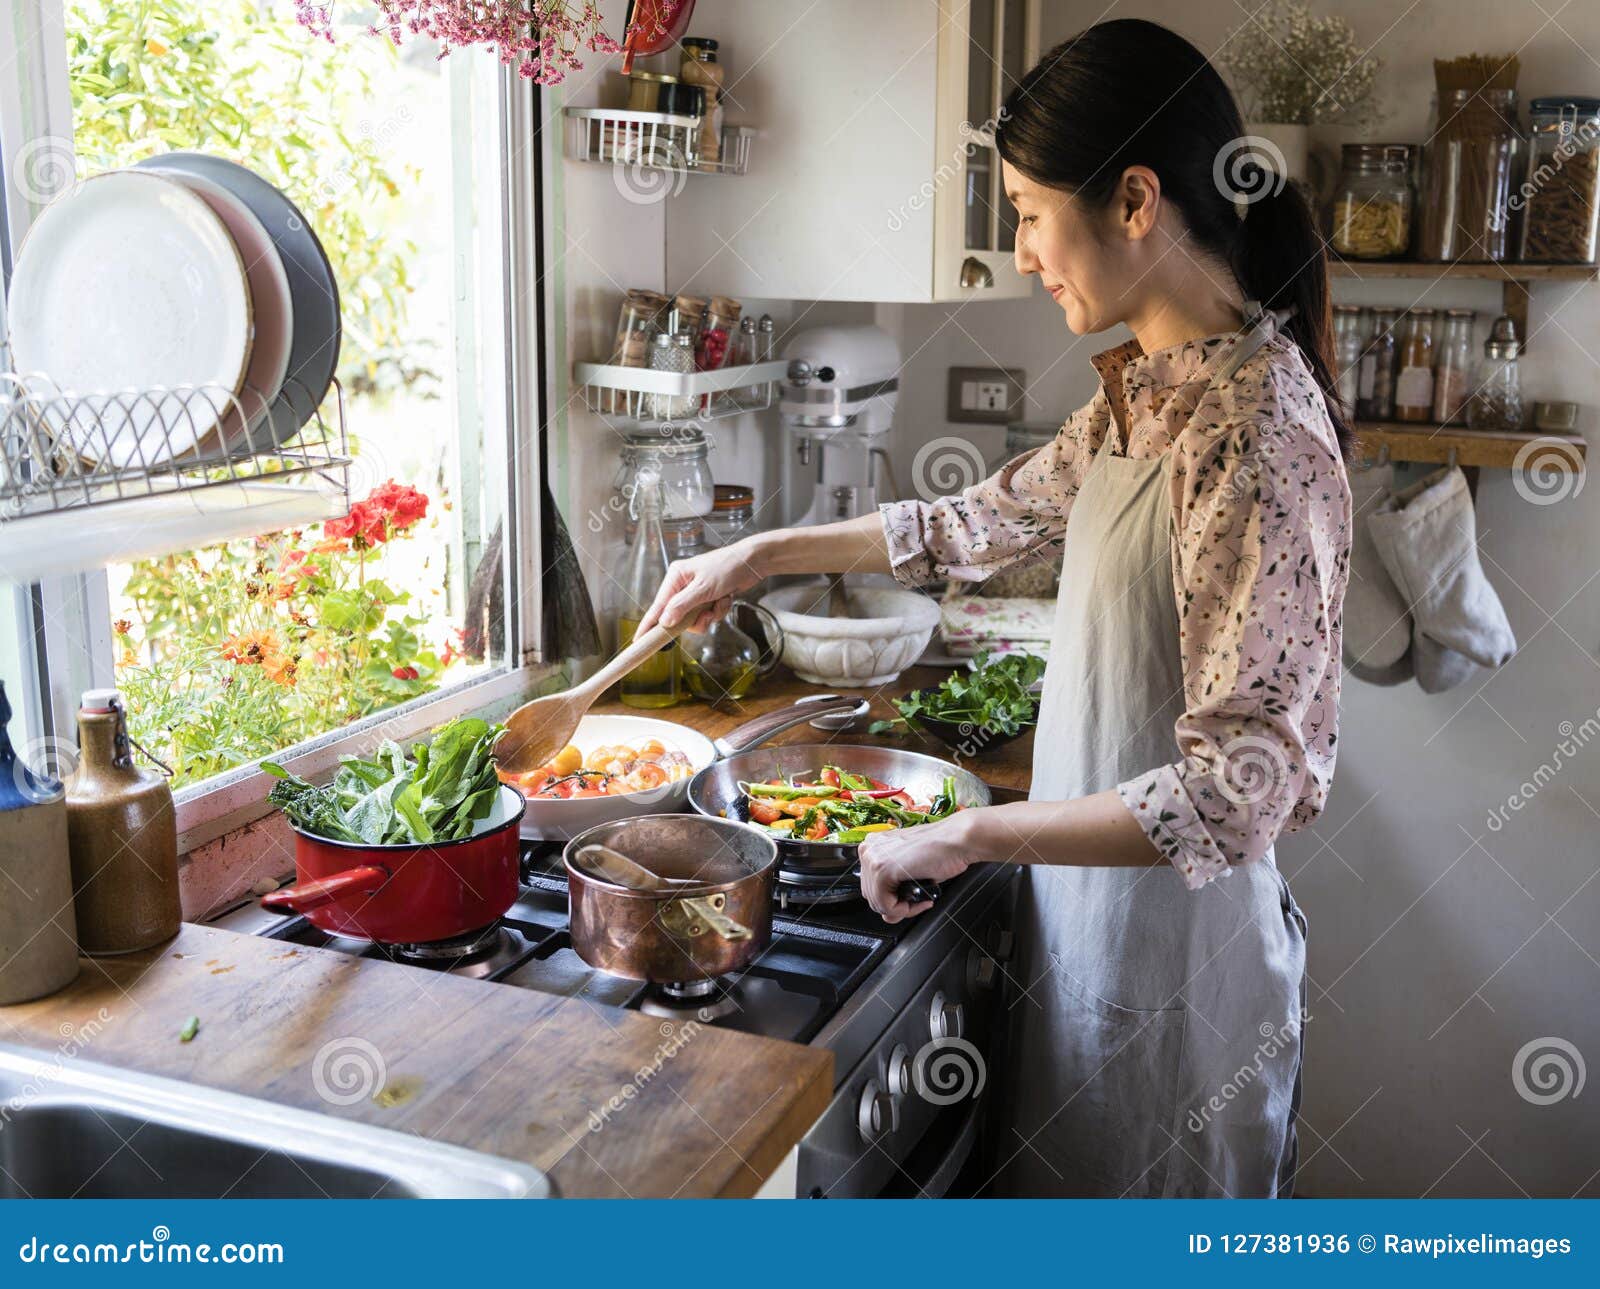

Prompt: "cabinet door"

[931,0,1039,302]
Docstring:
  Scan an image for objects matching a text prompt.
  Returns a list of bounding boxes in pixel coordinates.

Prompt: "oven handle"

[908,1095,985,1198]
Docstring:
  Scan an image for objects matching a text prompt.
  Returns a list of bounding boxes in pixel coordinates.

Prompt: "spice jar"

[647,331,698,420]
[65,690,181,955]
[704,483,756,548]
[1468,315,1524,431]
[0,680,78,1004]
[1330,144,1414,259]
[1420,88,1522,262]
[1393,309,1437,423]
[1356,307,1400,421]
[673,293,708,341]
[1518,97,1600,263]
[696,295,741,371]
[679,37,725,171]
[1332,305,1366,411]
[612,289,669,368]
[1431,308,1477,424]
[655,81,704,168]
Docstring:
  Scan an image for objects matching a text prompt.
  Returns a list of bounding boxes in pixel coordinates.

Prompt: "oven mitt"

[1342,466,1413,676]
[1366,466,1516,671]
[1347,648,1415,688]
[1413,631,1480,694]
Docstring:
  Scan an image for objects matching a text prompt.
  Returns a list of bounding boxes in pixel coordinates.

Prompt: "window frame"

[1,3,553,850]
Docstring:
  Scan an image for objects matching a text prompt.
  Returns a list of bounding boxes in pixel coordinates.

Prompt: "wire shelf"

[573,358,786,423]
[564,108,757,177]
[0,355,351,581]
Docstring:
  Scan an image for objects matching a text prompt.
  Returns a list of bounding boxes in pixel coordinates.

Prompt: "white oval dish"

[760,583,942,687]
[9,169,252,468]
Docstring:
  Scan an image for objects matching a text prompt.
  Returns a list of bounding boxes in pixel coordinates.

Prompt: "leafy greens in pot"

[870,650,1046,737]
[264,716,506,845]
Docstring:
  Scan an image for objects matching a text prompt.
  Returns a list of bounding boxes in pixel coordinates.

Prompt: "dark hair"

[995,18,1352,458]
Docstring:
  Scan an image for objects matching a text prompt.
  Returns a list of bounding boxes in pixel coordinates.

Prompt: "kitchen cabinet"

[664,0,1039,303]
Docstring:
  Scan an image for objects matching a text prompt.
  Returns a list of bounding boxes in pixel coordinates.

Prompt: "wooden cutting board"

[0,923,831,1198]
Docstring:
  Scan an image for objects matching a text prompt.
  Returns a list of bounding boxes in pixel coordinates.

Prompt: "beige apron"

[998,310,1308,1198]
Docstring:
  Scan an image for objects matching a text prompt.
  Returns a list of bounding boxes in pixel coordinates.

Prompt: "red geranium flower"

[325,481,429,549]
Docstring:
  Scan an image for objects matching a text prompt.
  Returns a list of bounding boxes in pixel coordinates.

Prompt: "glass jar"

[1468,315,1524,431]
[1431,309,1477,424]
[654,81,703,168]
[1356,307,1400,421]
[615,428,716,524]
[1393,309,1437,423]
[647,331,698,420]
[612,289,669,368]
[704,483,756,548]
[1518,97,1600,262]
[1332,305,1366,410]
[1419,88,1521,262]
[695,295,741,372]
[1330,144,1414,259]
[673,293,708,341]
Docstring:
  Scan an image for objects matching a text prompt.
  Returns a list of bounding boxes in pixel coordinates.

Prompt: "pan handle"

[896,878,940,906]
[712,694,867,757]
[261,865,389,915]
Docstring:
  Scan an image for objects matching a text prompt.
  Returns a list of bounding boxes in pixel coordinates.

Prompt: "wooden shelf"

[1329,260,1599,281]
[1329,260,1598,354]
[1356,420,1586,471]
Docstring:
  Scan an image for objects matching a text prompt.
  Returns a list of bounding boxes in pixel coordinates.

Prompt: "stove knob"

[886,1043,913,1096]
[967,947,998,991]
[857,1079,896,1143]
[929,990,964,1040]
[986,924,1016,961]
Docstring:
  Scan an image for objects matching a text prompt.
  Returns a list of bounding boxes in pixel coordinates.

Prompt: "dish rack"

[0,360,351,582]
[572,359,787,424]
[563,108,757,177]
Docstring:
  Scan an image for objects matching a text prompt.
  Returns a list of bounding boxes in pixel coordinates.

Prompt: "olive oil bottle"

[619,470,682,708]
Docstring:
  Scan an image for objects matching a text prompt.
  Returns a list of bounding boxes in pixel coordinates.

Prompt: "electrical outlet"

[947,366,1025,425]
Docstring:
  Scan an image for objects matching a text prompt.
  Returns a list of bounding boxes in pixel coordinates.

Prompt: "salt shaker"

[1467,316,1524,432]
[0,680,79,1003]
[65,689,181,955]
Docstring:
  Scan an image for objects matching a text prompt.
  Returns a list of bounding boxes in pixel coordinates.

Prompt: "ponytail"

[997,18,1353,458]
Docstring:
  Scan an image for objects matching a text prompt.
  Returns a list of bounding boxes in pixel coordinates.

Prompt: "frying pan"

[687,743,991,884]
[517,696,864,841]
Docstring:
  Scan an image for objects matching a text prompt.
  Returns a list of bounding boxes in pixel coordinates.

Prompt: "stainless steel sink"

[0,1042,551,1198]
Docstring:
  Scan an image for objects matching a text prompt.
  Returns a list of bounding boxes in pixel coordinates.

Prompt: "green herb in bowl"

[871,651,1046,750]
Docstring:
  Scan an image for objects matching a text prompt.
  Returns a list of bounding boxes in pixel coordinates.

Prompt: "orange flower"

[220,629,286,669]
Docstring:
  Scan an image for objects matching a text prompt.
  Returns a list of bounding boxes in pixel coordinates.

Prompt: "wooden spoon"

[499,623,680,774]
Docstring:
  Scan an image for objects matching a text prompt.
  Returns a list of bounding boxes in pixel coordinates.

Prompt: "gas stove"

[228,835,1021,1197]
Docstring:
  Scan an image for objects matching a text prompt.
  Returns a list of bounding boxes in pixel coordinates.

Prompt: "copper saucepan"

[563,815,777,984]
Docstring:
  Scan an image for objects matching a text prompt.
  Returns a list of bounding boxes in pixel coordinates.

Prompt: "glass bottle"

[1356,307,1400,421]
[1467,315,1524,431]
[618,471,682,708]
[1431,309,1477,425]
[1393,309,1436,423]
[1332,305,1365,412]
[65,689,181,954]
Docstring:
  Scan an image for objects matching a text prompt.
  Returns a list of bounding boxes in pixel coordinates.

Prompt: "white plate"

[153,167,293,448]
[8,170,252,469]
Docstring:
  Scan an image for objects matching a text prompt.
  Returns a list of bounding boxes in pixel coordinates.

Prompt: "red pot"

[261,786,526,944]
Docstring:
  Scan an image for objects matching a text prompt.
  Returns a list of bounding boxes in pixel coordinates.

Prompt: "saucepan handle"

[896,879,940,906]
[712,694,866,757]
[261,865,389,914]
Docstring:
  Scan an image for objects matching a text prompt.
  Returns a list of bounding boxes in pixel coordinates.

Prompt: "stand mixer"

[777,324,902,529]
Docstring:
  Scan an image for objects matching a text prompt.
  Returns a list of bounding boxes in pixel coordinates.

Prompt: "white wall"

[890,0,1599,1197]
[550,0,1600,1194]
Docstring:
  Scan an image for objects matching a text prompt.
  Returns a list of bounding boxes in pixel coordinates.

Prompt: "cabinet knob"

[960,257,994,289]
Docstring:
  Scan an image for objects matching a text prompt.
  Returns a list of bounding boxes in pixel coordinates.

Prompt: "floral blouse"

[881,321,1351,889]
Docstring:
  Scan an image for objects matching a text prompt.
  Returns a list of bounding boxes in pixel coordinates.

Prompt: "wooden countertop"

[0,925,831,1198]
[591,665,1037,795]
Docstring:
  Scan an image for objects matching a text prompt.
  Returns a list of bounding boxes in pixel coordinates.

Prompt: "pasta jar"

[1518,97,1600,263]
[1330,144,1414,259]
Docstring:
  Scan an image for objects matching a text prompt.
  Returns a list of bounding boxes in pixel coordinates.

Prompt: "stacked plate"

[6,155,341,471]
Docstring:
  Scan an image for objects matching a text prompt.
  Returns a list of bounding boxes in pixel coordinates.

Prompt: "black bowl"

[898,689,1036,757]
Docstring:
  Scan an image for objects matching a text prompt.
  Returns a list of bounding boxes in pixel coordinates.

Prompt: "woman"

[637,18,1351,1198]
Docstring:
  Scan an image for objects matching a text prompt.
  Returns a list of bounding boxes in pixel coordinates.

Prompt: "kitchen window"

[1,1,549,847]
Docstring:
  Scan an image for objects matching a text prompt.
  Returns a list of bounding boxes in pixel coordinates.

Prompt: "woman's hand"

[857,810,980,924]
[636,535,769,634]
